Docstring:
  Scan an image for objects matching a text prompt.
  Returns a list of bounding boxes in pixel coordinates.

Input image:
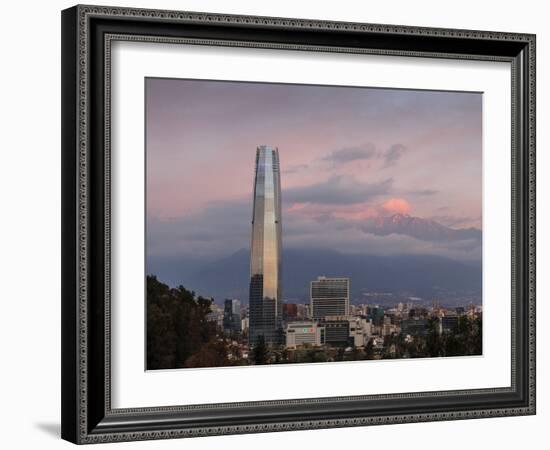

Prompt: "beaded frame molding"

[61,4,536,444]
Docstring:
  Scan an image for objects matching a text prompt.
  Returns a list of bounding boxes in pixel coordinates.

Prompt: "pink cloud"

[286,197,415,224]
[382,198,412,215]
[332,205,380,221]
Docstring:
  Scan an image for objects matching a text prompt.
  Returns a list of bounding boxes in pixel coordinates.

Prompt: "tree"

[185,341,230,368]
[364,339,375,360]
[449,315,482,356]
[146,275,218,370]
[425,318,443,357]
[147,276,178,369]
[471,316,482,355]
[345,347,365,361]
[280,348,290,363]
[251,335,269,365]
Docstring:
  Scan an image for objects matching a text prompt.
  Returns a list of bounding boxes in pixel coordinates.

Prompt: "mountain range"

[361,213,481,242]
[149,249,481,305]
[147,213,482,305]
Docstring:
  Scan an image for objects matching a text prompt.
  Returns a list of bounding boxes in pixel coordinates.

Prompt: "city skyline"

[147,269,482,370]
[145,76,484,367]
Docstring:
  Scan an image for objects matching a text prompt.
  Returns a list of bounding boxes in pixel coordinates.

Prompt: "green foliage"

[146,275,217,370]
[425,317,443,357]
[335,348,345,362]
[185,340,230,368]
[343,347,366,361]
[251,335,269,365]
[390,315,482,359]
[283,348,328,364]
[364,339,375,359]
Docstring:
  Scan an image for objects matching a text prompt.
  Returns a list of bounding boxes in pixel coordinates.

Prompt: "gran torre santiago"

[248,145,283,346]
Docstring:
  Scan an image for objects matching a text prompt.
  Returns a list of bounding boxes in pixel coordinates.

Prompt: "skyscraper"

[223,299,242,334]
[249,145,283,347]
[310,276,350,320]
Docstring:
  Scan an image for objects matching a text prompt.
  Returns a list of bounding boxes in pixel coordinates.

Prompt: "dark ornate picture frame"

[61,4,536,444]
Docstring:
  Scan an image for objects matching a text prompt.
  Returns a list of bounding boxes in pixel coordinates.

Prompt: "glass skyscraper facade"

[310,276,350,320]
[223,299,242,334]
[249,145,283,346]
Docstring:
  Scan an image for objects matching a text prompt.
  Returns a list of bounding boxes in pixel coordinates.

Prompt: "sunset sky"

[146,78,482,268]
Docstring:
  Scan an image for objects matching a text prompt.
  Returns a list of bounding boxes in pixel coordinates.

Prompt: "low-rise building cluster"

[210,276,482,359]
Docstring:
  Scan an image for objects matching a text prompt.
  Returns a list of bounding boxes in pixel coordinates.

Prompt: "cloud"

[283,176,392,205]
[147,199,251,259]
[409,189,438,196]
[428,215,480,228]
[383,143,406,168]
[286,197,414,223]
[148,193,482,272]
[321,144,377,164]
[285,199,481,257]
[359,214,481,244]
[319,142,407,169]
[283,163,309,174]
[283,214,481,261]
[286,201,379,223]
[381,198,412,215]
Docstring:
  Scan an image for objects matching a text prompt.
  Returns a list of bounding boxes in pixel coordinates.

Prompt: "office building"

[367,305,385,325]
[283,303,298,322]
[401,317,429,336]
[322,316,351,347]
[296,303,311,320]
[241,317,249,334]
[207,303,224,328]
[285,321,325,349]
[248,145,283,346]
[348,316,370,347]
[223,299,242,334]
[310,276,349,320]
[439,315,459,335]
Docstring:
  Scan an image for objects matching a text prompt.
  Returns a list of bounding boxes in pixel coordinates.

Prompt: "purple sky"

[146,78,482,264]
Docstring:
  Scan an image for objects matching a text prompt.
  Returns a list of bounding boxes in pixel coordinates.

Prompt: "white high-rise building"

[310,276,350,320]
